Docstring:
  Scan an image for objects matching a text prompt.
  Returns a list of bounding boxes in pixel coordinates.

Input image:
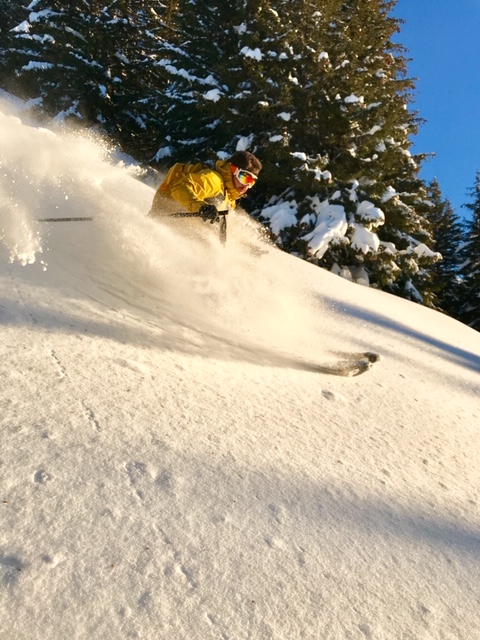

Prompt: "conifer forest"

[1,0,478,330]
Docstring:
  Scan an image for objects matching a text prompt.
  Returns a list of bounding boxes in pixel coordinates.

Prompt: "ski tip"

[329,350,382,364]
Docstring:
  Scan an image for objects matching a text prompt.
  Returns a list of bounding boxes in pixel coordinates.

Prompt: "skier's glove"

[199,204,219,223]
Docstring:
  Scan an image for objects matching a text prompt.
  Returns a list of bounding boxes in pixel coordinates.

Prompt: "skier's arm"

[170,171,224,213]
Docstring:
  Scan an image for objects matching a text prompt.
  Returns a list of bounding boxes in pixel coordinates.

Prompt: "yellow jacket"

[151,160,243,213]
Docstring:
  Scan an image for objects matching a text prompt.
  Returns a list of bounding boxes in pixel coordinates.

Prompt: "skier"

[148,150,262,221]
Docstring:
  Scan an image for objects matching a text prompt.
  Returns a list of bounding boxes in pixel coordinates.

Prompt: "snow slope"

[1,99,480,640]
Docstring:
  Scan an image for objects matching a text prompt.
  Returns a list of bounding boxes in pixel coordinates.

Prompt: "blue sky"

[393,0,480,218]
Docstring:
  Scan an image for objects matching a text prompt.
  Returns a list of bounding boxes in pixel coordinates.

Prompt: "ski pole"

[169,210,228,219]
[170,210,228,244]
[36,217,94,222]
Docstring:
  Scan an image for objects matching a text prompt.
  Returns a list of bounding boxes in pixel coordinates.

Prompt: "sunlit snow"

[1,97,479,640]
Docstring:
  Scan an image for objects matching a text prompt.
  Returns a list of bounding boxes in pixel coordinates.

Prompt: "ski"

[36,217,94,222]
[302,359,373,377]
[298,352,381,377]
[330,351,381,364]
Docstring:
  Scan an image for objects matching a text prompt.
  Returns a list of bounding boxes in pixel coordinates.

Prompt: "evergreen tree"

[148,0,229,163]
[155,0,438,303]
[458,172,480,331]
[1,1,170,159]
[150,0,294,166]
[281,0,438,302]
[424,179,464,315]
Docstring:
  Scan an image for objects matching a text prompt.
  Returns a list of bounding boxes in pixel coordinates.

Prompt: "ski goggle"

[231,165,258,188]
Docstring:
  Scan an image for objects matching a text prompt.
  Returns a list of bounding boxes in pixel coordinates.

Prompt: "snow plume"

[0,98,319,354]
[0,190,43,266]
[0,101,142,267]
[0,108,46,264]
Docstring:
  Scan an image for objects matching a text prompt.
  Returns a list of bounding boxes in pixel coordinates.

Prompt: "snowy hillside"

[1,98,480,640]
